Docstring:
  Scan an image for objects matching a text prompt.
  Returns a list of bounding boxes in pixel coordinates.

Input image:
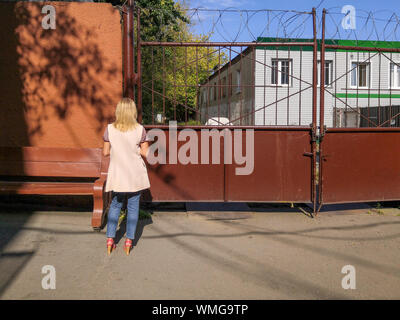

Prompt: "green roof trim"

[256,37,320,51]
[256,37,400,52]
[335,93,400,99]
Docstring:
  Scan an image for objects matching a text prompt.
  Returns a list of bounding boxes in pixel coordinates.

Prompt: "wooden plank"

[0,147,102,163]
[0,181,94,195]
[0,161,101,177]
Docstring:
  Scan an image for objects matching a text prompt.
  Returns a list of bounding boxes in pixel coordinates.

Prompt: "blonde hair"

[113,97,138,132]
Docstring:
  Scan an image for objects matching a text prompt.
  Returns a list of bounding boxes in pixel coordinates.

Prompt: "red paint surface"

[225,129,313,202]
[321,131,400,203]
[143,128,313,202]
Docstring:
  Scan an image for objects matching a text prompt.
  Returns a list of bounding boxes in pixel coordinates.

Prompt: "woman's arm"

[140,141,149,159]
[103,141,111,157]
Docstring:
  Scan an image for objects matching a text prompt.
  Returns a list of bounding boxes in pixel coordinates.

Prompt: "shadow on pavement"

[114,217,154,247]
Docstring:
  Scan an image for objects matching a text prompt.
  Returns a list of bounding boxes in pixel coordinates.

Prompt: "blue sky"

[183,0,400,42]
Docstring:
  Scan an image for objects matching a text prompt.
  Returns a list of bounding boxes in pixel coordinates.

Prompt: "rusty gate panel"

[320,129,400,204]
[225,128,313,202]
[141,127,313,203]
[136,7,318,208]
[317,8,400,210]
[142,128,225,202]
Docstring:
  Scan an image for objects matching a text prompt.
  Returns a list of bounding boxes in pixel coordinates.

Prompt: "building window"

[390,62,400,88]
[228,73,232,97]
[351,62,370,88]
[317,60,333,86]
[213,83,217,101]
[222,77,227,98]
[271,59,291,86]
[236,70,241,93]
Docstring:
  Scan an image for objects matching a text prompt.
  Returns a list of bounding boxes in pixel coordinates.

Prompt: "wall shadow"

[0,1,122,297]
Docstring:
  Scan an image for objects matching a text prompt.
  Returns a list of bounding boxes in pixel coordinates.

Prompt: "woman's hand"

[140,141,149,159]
[103,141,110,157]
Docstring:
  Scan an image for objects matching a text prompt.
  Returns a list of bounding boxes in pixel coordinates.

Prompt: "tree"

[97,0,226,124]
[96,0,188,42]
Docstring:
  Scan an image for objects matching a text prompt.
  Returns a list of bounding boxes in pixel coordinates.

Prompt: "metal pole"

[123,2,128,96]
[312,7,318,216]
[320,9,326,135]
[123,0,135,99]
[136,5,142,122]
[317,8,326,214]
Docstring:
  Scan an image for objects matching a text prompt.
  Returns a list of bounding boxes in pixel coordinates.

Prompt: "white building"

[199,37,400,127]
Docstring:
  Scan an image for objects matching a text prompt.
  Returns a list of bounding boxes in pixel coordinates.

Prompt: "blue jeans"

[106,191,141,239]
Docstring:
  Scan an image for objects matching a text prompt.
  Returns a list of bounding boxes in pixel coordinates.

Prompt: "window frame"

[228,73,232,97]
[350,61,371,89]
[222,76,227,98]
[213,82,217,101]
[271,58,292,86]
[317,60,333,87]
[202,89,207,105]
[389,62,400,89]
[235,69,241,94]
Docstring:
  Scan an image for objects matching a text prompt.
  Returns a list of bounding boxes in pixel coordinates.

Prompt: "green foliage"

[135,0,189,42]
[177,119,202,126]
[97,0,226,124]
[95,0,188,42]
[141,32,227,124]
[367,202,385,215]
[118,208,151,225]
[139,208,152,220]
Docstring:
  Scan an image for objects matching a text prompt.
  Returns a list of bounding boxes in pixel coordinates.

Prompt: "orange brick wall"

[0,2,122,148]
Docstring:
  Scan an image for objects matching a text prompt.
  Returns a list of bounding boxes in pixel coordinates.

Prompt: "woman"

[103,97,150,255]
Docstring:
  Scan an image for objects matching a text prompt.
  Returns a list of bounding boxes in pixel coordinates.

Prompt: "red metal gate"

[141,127,313,203]
[319,128,400,204]
[122,3,400,214]
[318,9,400,209]
[126,5,320,210]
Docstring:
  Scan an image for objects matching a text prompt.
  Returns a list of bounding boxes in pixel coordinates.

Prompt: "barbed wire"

[185,8,314,42]
[127,6,314,42]
[325,7,400,45]
[112,4,400,44]
[5,0,400,43]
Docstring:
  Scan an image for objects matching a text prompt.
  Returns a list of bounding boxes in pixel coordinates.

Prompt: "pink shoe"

[107,238,116,255]
[124,238,133,256]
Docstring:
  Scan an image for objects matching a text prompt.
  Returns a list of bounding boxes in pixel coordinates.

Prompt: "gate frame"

[126,3,329,216]
[317,9,400,213]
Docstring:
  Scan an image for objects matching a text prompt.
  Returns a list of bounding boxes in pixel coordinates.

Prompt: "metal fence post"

[136,5,142,122]
[123,0,135,99]
[312,7,318,216]
[317,9,326,214]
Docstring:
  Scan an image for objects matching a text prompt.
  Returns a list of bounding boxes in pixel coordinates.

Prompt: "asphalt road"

[0,202,399,299]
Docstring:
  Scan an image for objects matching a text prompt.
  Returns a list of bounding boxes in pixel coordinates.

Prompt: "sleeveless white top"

[105,123,150,193]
